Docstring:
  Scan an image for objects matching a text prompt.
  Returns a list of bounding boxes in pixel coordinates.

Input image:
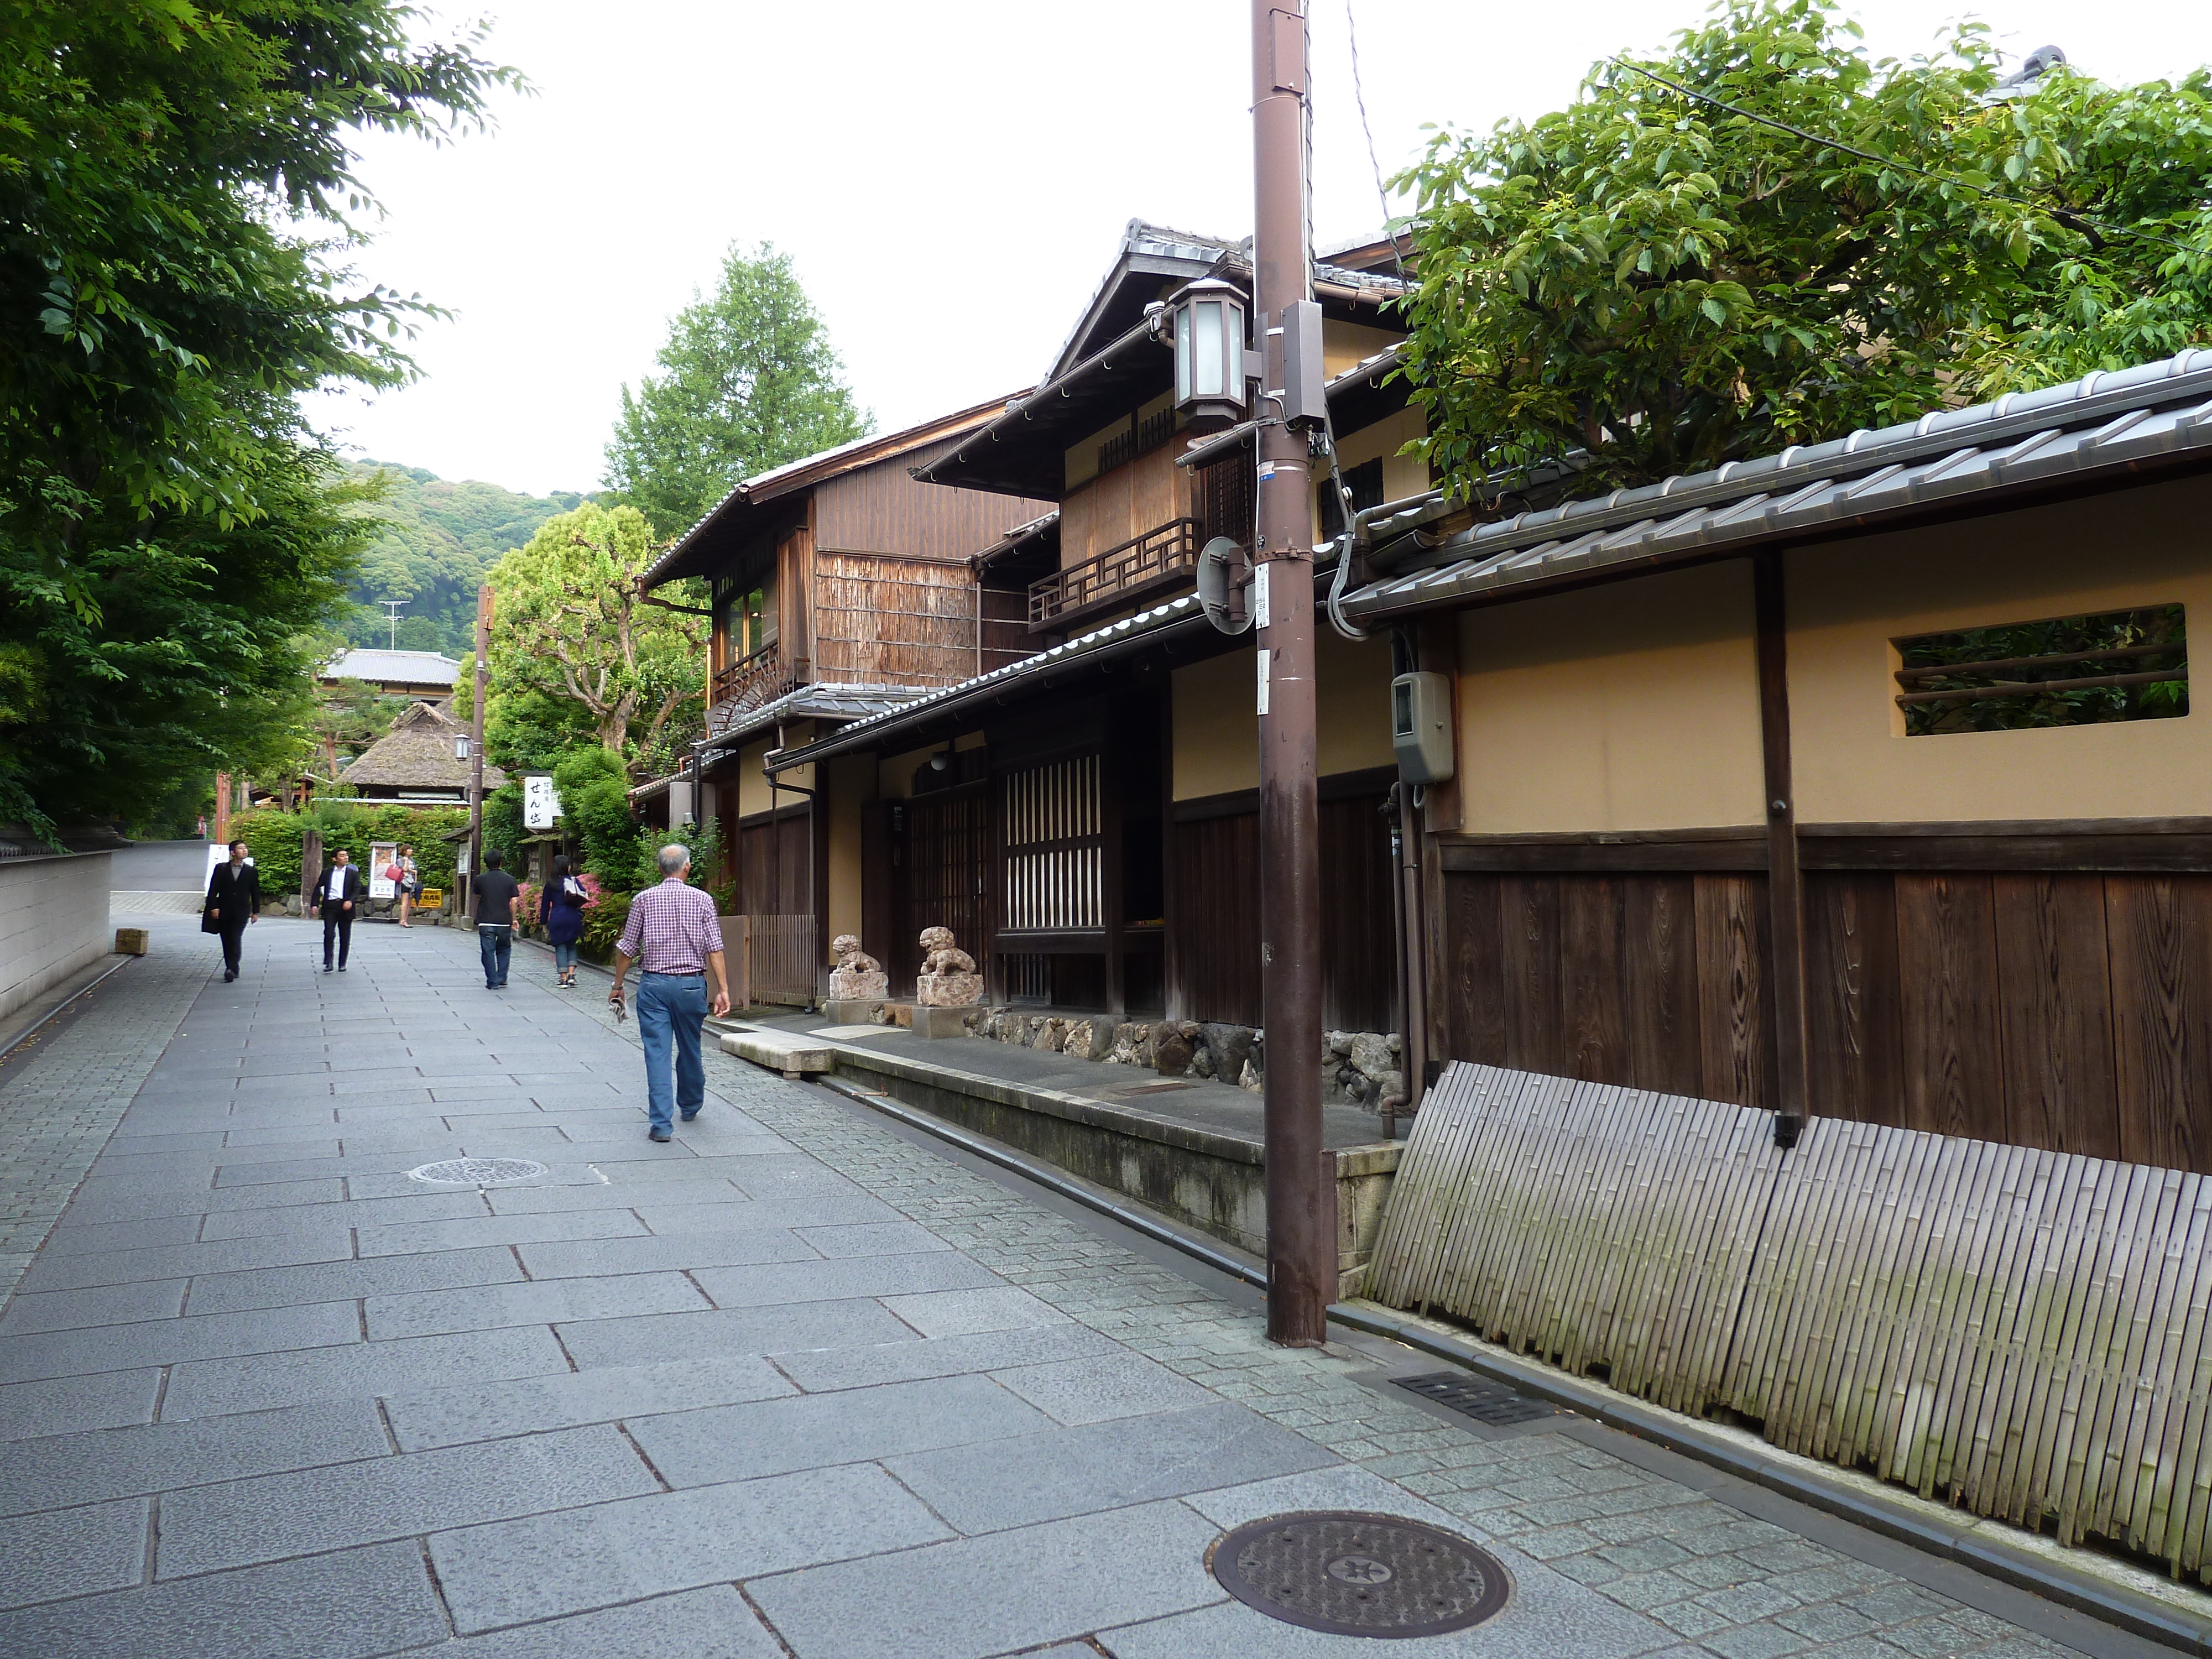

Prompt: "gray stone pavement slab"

[512,1229,823,1279]
[159,1324,571,1418]
[39,1214,217,1253]
[17,1229,354,1291]
[766,1321,1125,1391]
[192,1189,491,1241]
[384,1352,796,1451]
[0,1297,359,1382]
[0,1496,148,1609]
[380,1584,787,1659]
[49,1178,349,1225]
[552,1297,919,1368]
[352,1207,648,1255]
[886,1399,1339,1532]
[884,1282,1072,1335]
[427,1462,952,1632]
[0,1274,187,1334]
[628,1370,1056,1485]
[364,1269,711,1338]
[686,1248,1003,1307]
[156,1421,659,1577]
[0,1539,446,1658]
[0,1397,389,1515]
[745,1498,1224,1659]
[991,1347,1222,1424]
[0,1366,162,1441]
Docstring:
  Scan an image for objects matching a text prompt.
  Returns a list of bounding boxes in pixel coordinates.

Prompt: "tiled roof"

[322,649,460,686]
[698,681,952,766]
[1344,349,2212,622]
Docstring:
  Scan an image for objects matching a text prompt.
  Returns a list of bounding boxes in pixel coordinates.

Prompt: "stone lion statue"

[917,926,976,976]
[827,933,888,1001]
[831,934,880,974]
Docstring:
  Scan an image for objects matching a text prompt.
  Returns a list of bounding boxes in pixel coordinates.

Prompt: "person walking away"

[473,848,520,990]
[608,844,731,1141]
[312,847,364,973]
[204,839,259,983]
[395,844,420,927]
[540,854,588,988]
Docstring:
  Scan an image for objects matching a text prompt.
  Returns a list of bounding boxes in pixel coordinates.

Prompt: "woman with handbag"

[540,854,589,988]
[204,840,259,983]
[394,844,420,927]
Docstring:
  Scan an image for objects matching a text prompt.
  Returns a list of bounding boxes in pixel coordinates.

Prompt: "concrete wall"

[0,852,113,1024]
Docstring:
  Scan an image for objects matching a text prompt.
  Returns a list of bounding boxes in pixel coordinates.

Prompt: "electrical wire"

[1606,57,2208,261]
[1347,0,1408,285]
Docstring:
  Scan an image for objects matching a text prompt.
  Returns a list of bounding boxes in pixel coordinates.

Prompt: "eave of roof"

[1342,349,2212,623]
[697,681,946,765]
[766,597,1212,773]
[1177,345,1409,469]
[640,392,1025,589]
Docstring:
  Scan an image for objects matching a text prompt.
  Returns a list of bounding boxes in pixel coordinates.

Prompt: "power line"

[1346,0,1408,285]
[1605,56,2208,261]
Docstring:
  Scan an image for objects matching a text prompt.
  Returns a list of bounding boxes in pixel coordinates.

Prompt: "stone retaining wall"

[0,852,113,1024]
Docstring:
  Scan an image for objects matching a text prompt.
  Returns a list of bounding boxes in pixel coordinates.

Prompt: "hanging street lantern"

[1164,277,1250,432]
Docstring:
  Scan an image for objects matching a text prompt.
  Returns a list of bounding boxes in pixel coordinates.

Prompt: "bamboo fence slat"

[1369,1061,2212,1579]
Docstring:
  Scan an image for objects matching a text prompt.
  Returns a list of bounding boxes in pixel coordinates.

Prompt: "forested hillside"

[339,461,588,653]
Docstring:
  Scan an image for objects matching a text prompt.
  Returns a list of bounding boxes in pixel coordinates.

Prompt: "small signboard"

[523,774,562,831]
[367,841,400,901]
[202,843,253,889]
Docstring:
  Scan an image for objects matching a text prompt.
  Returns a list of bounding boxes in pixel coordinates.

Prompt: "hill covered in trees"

[338,462,590,653]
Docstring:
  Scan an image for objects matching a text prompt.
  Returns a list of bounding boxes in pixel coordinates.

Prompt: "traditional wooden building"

[320,649,461,706]
[1337,348,2212,1172]
[337,701,505,804]
[638,400,1051,1000]
[761,223,1424,1018]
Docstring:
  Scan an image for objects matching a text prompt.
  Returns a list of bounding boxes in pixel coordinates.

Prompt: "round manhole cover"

[407,1157,548,1187]
[1209,1511,1510,1638]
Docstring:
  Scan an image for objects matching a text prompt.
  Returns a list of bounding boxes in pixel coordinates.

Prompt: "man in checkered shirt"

[610,844,732,1141]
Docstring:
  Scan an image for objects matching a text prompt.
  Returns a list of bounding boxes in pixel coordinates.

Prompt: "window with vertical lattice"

[1001,754,1103,932]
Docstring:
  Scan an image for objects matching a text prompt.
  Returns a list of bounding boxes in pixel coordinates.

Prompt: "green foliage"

[0,0,513,834]
[341,461,583,654]
[635,815,721,893]
[488,502,706,761]
[1395,0,2212,498]
[232,802,466,898]
[310,676,412,781]
[1899,604,2188,735]
[481,780,525,871]
[553,746,646,885]
[602,242,872,538]
[579,888,634,955]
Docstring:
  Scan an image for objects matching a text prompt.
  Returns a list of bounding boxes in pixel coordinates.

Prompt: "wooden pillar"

[1103,735,1126,1018]
[1755,551,1810,1145]
[212,771,231,845]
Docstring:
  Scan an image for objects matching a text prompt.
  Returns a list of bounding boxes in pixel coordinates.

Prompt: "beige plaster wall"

[1454,561,1766,833]
[1788,477,2212,823]
[1334,405,1430,508]
[1171,629,1396,801]
[735,739,775,819]
[876,741,941,801]
[1323,319,1402,378]
[824,754,872,946]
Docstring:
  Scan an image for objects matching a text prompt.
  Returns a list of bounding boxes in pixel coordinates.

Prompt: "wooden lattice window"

[1194,449,1254,549]
[1894,605,2188,736]
[1001,755,1103,932]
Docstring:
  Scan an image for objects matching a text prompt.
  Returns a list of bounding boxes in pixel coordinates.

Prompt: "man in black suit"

[204,839,259,983]
[312,847,366,973]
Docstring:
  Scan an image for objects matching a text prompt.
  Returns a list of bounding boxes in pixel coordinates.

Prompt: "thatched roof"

[338,701,507,794]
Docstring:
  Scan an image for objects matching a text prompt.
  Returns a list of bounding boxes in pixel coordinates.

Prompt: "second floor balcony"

[708,640,805,734]
[1027,517,1201,633]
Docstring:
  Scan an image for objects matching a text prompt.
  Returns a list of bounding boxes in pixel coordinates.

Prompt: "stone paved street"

[0,914,2180,1657]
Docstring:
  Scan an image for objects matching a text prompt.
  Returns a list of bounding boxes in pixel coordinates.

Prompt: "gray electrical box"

[1279,299,1327,429]
[1392,671,1454,784]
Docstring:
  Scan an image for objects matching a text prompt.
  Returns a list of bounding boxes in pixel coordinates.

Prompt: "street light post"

[1251,0,1333,1347]
[467,582,490,922]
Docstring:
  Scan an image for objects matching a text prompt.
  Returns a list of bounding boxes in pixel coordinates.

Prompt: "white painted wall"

[0,852,114,1024]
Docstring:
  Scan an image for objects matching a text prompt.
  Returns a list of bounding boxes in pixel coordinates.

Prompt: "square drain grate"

[1394,1370,1557,1426]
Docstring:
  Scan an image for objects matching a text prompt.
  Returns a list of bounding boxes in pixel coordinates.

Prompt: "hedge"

[228,804,468,899]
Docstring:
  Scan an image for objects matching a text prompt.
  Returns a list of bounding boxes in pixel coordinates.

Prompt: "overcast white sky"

[304,0,2212,498]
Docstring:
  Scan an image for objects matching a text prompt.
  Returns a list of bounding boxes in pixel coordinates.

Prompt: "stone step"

[717,1026,836,1080]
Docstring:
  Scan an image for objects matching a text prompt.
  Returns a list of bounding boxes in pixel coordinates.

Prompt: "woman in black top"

[539,854,589,988]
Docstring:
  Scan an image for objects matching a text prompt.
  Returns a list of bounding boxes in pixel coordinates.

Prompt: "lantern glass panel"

[1176,315,1192,405]
[1192,300,1225,398]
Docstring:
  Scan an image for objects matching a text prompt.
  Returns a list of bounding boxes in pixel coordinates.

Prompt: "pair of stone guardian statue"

[829,927,980,1007]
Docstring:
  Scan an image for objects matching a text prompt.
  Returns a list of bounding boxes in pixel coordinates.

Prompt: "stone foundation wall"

[0,851,113,1024]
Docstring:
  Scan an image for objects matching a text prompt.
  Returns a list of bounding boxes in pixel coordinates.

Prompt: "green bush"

[554,747,646,886]
[580,889,633,954]
[228,804,467,901]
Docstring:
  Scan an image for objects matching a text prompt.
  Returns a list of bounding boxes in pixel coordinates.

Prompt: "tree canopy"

[487,502,705,766]
[602,242,871,538]
[0,0,513,836]
[1394,0,2212,498]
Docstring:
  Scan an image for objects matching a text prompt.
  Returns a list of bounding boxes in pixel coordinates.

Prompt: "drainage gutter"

[818,1071,2212,1658]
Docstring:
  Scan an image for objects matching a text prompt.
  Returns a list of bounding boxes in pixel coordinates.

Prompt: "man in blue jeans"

[608,844,732,1141]
[471,848,521,990]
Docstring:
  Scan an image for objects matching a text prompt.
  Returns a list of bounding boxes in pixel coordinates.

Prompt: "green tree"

[0,0,513,836]
[602,242,872,537]
[552,745,645,886]
[1394,0,2212,499]
[488,502,706,763]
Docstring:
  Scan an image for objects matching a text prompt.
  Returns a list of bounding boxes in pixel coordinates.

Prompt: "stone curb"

[1329,1302,2212,1659]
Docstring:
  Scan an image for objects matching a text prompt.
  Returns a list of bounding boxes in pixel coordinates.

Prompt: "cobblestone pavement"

[0,915,209,1304]
[0,918,2165,1658]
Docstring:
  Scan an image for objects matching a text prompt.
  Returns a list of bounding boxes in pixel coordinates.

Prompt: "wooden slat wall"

[1059,445,1190,570]
[1434,869,2212,1173]
[1167,791,1396,1030]
[1368,1062,2212,1579]
[811,551,978,690]
[811,439,1050,563]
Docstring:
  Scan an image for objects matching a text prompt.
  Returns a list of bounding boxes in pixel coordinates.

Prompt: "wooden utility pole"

[212,770,231,846]
[466,583,491,921]
[1253,0,1332,1346]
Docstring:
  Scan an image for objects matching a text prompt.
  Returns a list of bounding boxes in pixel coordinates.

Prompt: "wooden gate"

[891,789,992,993]
[746,914,817,1007]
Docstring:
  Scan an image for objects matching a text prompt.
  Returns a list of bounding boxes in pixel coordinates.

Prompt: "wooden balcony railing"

[1027,517,1201,630]
[708,643,801,733]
